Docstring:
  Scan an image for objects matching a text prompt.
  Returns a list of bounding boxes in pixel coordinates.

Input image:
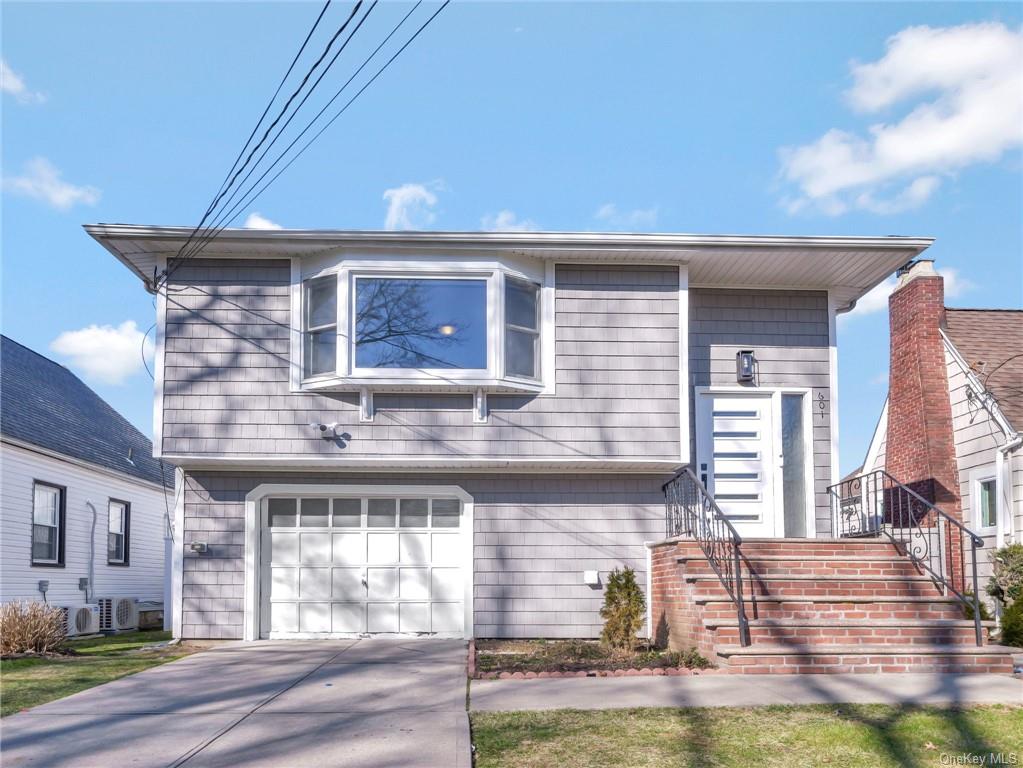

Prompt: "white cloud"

[840,267,973,323]
[594,203,658,229]
[779,22,1023,215]
[1,58,45,104]
[3,157,100,211]
[50,321,154,385]
[481,209,537,232]
[382,182,439,230]
[243,212,282,230]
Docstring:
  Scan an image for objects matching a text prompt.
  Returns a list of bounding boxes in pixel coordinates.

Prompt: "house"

[0,336,173,631]
[84,224,1015,671]
[861,260,1023,604]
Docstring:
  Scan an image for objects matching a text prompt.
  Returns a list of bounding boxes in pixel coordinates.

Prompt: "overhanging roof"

[84,224,934,310]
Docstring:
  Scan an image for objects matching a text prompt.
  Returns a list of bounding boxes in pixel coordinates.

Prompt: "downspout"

[996,435,1023,548]
[84,501,98,603]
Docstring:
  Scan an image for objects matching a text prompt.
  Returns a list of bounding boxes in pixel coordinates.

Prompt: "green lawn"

[1,631,195,717]
[471,705,1023,768]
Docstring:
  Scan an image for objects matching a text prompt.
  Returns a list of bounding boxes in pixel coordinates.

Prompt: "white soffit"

[84,224,932,308]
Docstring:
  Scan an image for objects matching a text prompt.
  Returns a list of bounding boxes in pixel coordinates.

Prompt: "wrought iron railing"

[664,466,750,646]
[828,469,985,645]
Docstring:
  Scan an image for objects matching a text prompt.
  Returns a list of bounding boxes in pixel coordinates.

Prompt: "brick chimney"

[886,259,964,585]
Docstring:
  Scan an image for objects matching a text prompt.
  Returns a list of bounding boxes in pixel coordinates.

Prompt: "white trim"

[678,265,690,465]
[541,261,556,396]
[153,256,167,458]
[243,483,474,642]
[473,388,488,424]
[160,453,681,472]
[0,437,169,493]
[862,397,889,475]
[172,466,185,639]
[289,258,303,392]
[359,387,374,423]
[968,465,999,538]
[827,292,840,493]
[644,542,653,639]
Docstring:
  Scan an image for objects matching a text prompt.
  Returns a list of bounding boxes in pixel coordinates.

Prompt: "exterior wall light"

[736,350,756,383]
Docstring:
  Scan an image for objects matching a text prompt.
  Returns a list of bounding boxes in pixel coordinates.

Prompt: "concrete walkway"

[2,639,471,768]
[471,672,1023,711]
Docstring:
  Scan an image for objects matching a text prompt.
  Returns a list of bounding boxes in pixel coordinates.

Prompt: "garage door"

[259,495,465,638]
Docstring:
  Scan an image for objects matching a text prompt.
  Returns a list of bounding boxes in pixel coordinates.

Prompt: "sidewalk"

[470,672,1023,712]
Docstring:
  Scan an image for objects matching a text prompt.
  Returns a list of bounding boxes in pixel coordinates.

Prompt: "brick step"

[735,539,905,557]
[687,574,942,599]
[709,619,992,646]
[714,644,1019,675]
[696,595,967,622]
[679,555,923,578]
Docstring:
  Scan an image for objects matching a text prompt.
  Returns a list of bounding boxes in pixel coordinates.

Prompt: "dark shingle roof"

[0,336,170,487]
[944,309,1023,432]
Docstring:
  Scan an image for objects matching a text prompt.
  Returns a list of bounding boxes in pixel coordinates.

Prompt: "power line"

[164,0,334,280]
[163,1,449,279]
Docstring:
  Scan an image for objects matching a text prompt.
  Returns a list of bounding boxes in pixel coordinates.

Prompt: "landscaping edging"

[475,667,724,680]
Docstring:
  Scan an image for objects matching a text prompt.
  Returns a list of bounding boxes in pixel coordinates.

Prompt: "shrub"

[600,567,645,652]
[0,601,66,656]
[987,543,1023,605]
[963,591,993,622]
[999,599,1023,648]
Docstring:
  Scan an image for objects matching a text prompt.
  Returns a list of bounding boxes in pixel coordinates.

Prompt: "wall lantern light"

[736,350,756,383]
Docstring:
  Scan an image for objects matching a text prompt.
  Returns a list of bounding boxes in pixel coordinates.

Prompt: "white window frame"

[292,257,553,394]
[302,276,339,380]
[969,465,998,536]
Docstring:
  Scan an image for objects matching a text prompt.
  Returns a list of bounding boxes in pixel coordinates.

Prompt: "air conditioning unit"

[98,597,139,632]
[59,604,101,637]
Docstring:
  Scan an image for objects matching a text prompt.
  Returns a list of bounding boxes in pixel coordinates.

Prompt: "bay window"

[298,262,548,391]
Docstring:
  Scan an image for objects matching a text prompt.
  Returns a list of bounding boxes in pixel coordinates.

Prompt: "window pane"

[431,499,460,528]
[506,279,538,330]
[399,498,428,527]
[306,277,337,329]
[108,532,124,562]
[781,394,806,537]
[301,498,330,527]
[332,498,362,527]
[268,498,297,527]
[304,330,337,377]
[980,480,996,528]
[367,498,396,527]
[355,278,487,369]
[33,486,58,526]
[505,328,538,379]
[109,503,124,534]
[32,525,56,561]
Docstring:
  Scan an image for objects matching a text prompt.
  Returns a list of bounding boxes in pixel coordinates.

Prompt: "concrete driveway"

[1,639,471,768]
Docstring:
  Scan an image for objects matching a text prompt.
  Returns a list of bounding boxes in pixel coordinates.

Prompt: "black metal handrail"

[828,469,986,645]
[664,466,750,646]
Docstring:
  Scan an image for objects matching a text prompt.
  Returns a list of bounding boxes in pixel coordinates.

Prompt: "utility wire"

[165,0,334,280]
[170,0,381,269]
[164,1,449,276]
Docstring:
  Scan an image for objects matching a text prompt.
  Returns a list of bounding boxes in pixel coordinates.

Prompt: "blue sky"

[2,2,1021,473]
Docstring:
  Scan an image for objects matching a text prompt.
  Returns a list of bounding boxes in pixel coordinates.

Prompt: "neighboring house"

[862,260,1023,595]
[88,224,944,645]
[0,336,173,628]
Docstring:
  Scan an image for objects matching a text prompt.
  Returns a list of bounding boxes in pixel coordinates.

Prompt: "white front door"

[259,495,465,638]
[696,392,780,538]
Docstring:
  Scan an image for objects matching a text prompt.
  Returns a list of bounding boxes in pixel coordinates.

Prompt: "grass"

[1,631,196,717]
[475,639,710,675]
[471,705,1023,768]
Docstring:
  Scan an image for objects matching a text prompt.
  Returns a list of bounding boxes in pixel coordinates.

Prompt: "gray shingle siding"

[688,288,833,535]
[163,260,681,460]
[179,471,666,640]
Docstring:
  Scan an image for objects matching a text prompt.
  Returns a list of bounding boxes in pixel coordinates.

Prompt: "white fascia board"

[1,437,171,493]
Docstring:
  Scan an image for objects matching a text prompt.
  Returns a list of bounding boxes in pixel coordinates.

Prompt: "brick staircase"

[650,537,1018,674]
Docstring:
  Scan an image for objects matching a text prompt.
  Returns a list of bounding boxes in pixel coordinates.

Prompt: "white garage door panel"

[262,496,466,638]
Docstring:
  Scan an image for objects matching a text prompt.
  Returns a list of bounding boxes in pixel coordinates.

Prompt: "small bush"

[963,591,993,622]
[0,601,66,656]
[999,599,1023,648]
[600,567,646,652]
[987,543,1023,605]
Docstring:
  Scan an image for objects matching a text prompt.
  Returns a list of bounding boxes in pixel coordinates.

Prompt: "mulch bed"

[472,639,714,679]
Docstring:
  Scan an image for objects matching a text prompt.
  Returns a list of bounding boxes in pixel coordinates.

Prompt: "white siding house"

[0,336,174,621]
